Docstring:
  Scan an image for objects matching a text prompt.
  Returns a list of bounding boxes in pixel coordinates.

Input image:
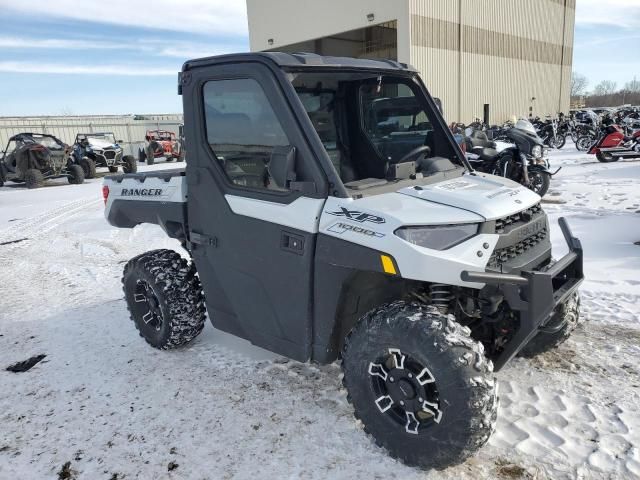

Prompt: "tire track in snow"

[0,198,101,247]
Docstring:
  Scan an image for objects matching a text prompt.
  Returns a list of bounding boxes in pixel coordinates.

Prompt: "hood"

[88,138,120,150]
[397,173,540,221]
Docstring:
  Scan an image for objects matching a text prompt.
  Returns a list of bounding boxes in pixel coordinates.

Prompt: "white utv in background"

[103,53,584,470]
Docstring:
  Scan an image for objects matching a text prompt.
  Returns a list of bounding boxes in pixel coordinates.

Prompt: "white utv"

[103,53,583,470]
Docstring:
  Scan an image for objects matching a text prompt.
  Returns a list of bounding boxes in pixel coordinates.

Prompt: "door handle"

[190,231,217,247]
[281,232,304,255]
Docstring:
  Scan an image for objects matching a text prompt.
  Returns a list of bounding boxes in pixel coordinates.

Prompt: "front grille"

[104,150,117,160]
[488,228,548,268]
[495,203,543,233]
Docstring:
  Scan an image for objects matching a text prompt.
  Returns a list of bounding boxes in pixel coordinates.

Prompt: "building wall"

[246,0,575,124]
[409,0,575,123]
[246,0,411,63]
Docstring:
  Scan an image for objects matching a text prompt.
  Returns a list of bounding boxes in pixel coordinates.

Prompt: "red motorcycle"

[588,125,640,162]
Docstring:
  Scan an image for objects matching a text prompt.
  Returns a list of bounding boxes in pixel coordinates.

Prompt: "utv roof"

[76,132,115,135]
[183,52,417,73]
[9,132,59,141]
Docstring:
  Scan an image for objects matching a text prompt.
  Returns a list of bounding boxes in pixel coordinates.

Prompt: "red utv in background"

[139,130,183,165]
[588,124,640,163]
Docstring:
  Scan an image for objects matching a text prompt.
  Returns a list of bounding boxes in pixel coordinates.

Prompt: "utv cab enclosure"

[104,53,583,470]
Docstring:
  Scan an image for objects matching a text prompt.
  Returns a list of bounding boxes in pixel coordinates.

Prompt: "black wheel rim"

[132,280,164,331]
[369,348,442,435]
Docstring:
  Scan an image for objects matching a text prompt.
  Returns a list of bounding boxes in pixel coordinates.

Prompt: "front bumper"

[96,150,123,166]
[461,217,584,371]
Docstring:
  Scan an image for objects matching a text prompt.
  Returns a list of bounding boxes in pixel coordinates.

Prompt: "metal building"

[246,0,575,124]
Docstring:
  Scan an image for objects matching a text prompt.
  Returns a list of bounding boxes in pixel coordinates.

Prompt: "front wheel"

[122,249,206,349]
[79,157,96,179]
[596,152,618,163]
[145,148,155,165]
[520,292,581,358]
[122,155,137,173]
[24,169,45,189]
[576,136,593,152]
[67,164,85,184]
[527,170,551,197]
[554,134,566,149]
[341,302,497,470]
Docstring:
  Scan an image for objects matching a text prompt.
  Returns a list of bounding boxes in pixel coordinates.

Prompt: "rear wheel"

[341,301,497,470]
[122,249,206,349]
[24,169,45,189]
[122,155,137,173]
[79,157,96,179]
[528,170,551,197]
[67,164,85,184]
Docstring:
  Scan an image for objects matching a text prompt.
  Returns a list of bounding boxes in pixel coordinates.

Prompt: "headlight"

[395,224,478,250]
[532,145,542,158]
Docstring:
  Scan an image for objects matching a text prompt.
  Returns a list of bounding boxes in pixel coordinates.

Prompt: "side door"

[2,139,18,173]
[183,61,328,361]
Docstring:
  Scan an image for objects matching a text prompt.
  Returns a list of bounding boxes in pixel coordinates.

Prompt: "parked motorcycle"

[465,119,557,196]
[588,124,640,162]
[576,127,598,151]
[534,117,564,149]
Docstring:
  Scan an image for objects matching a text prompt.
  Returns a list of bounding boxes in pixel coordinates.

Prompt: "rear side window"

[203,78,290,190]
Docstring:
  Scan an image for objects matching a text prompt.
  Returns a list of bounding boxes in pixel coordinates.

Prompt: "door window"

[203,78,291,191]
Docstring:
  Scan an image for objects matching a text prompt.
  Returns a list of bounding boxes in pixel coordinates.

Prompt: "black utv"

[0,133,84,188]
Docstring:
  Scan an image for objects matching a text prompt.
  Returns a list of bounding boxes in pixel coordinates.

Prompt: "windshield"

[149,131,175,141]
[514,119,537,136]
[360,83,433,160]
[31,135,63,150]
[84,133,116,144]
[290,72,463,185]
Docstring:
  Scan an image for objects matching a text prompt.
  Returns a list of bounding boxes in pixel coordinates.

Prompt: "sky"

[0,0,638,116]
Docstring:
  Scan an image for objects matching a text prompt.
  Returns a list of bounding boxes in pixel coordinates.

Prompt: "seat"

[466,130,498,160]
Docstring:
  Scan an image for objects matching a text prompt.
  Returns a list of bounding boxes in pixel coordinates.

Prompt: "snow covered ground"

[0,150,639,480]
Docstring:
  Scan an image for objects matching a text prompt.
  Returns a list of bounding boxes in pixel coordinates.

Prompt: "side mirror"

[117,139,124,144]
[268,145,297,189]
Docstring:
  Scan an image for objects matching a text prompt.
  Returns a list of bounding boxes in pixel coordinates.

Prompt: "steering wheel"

[396,145,431,165]
[230,173,266,189]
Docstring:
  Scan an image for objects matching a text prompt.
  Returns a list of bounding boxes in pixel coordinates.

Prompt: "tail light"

[102,185,110,205]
